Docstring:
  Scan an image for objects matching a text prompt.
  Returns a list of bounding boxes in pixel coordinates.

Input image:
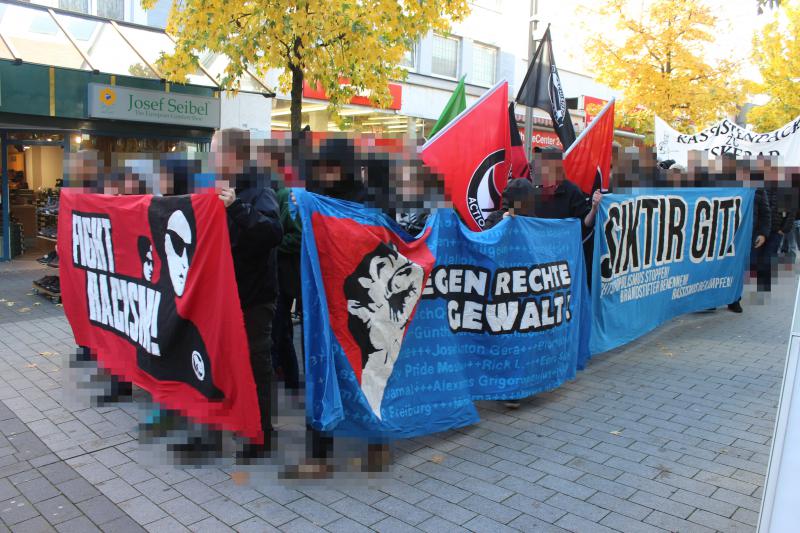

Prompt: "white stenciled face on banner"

[165,210,192,297]
[347,243,425,419]
[143,247,154,282]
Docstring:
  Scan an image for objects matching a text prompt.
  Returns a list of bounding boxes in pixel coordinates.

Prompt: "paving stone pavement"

[0,256,794,532]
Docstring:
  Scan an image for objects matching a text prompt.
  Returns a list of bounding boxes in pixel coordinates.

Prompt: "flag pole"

[523,10,543,164]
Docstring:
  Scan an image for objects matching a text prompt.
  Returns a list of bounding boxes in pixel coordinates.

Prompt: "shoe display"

[38,226,58,239]
[37,251,56,265]
[37,197,60,217]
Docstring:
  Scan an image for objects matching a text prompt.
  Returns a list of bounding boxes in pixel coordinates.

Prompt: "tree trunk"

[290,65,304,134]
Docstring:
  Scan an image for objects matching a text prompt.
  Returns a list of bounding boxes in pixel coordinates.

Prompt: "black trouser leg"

[307,425,334,460]
[243,303,275,448]
[271,293,300,390]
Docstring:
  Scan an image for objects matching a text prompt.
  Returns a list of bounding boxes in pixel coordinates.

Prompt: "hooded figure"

[137,195,224,400]
[484,178,538,229]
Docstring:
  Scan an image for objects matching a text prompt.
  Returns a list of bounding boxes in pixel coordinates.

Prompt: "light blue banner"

[296,190,590,439]
[590,188,754,354]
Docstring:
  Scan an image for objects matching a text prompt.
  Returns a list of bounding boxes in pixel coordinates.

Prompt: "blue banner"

[590,188,754,354]
[296,190,590,439]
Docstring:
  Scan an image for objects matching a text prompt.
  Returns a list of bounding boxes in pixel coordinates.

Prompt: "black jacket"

[485,179,591,229]
[764,184,796,235]
[227,187,283,308]
[753,188,771,242]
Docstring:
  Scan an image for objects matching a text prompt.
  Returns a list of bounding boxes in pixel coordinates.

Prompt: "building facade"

[0,0,274,260]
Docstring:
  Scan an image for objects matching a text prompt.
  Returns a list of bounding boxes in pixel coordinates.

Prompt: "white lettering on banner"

[71,213,161,356]
[599,195,742,283]
[597,192,746,305]
[423,263,574,334]
[655,114,800,166]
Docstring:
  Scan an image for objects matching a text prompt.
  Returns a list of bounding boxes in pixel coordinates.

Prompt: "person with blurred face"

[214,129,283,461]
[484,150,601,410]
[729,168,772,313]
[760,159,795,289]
[529,150,602,227]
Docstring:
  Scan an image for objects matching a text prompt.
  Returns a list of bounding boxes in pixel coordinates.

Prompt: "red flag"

[508,103,530,180]
[421,81,511,231]
[563,98,615,194]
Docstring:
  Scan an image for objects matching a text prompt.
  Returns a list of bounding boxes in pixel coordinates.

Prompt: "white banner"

[655,114,800,167]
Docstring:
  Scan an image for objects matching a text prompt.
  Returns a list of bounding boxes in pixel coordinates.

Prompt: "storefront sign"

[88,84,220,129]
[303,79,402,110]
[521,128,564,150]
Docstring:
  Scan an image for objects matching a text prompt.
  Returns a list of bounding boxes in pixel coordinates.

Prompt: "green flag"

[428,75,467,138]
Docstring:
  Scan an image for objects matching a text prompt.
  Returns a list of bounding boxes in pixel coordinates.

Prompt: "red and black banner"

[57,191,262,443]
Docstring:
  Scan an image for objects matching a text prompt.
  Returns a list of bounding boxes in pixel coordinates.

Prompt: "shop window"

[431,33,460,79]
[59,0,90,15]
[471,42,497,87]
[97,0,124,20]
[400,41,417,70]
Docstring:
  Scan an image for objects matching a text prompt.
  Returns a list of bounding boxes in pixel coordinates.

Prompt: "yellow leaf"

[584,0,745,136]
[154,0,470,132]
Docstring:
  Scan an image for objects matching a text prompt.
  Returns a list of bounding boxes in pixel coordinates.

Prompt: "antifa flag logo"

[466,149,505,229]
[549,65,567,128]
[344,242,425,419]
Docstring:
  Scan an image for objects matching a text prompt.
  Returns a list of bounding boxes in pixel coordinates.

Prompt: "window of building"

[59,0,89,15]
[400,41,417,70]
[97,0,124,20]
[58,0,124,20]
[431,33,460,79]
[471,42,497,86]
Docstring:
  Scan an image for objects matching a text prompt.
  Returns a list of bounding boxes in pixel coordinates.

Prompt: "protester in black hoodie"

[728,171,771,312]
[484,177,538,229]
[214,129,283,460]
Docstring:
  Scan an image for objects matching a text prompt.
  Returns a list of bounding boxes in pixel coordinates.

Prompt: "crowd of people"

[63,129,799,477]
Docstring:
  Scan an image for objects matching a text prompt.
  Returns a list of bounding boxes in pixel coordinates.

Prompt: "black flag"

[516,26,576,150]
[508,103,530,179]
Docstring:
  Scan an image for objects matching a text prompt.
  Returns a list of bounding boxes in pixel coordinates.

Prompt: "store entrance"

[0,132,65,262]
